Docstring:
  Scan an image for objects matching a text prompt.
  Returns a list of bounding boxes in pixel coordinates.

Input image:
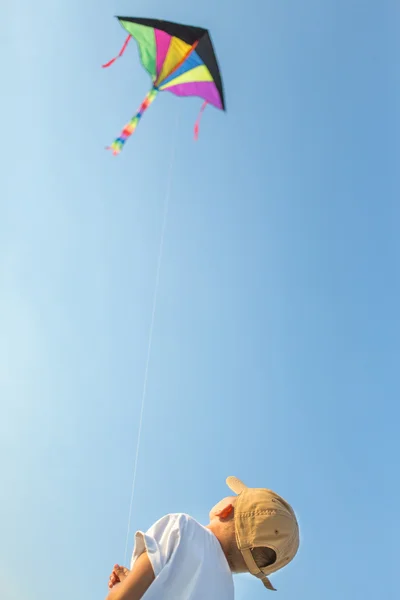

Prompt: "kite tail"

[194,101,208,140]
[107,88,159,155]
[102,35,131,68]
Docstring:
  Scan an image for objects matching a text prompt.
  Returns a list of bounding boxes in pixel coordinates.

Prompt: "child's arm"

[106,553,155,600]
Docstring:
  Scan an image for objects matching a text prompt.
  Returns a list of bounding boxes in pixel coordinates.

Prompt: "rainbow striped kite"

[103,16,226,155]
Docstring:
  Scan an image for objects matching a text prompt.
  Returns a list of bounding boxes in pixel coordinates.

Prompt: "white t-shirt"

[130,513,234,599]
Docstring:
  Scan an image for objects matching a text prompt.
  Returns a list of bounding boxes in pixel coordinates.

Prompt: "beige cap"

[227,476,299,591]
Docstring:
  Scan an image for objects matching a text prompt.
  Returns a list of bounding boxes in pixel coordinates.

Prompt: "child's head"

[207,477,299,591]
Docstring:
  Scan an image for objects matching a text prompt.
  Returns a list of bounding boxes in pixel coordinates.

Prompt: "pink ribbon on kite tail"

[102,35,131,68]
[194,101,208,140]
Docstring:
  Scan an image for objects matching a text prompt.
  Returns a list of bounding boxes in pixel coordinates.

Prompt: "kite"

[103,17,226,155]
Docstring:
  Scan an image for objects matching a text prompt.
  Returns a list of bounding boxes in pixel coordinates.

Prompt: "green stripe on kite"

[119,20,157,80]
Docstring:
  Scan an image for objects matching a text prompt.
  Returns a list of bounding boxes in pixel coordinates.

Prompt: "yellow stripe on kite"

[160,65,213,90]
[157,37,192,85]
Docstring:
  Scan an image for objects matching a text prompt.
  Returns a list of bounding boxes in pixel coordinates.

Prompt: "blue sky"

[1,1,398,599]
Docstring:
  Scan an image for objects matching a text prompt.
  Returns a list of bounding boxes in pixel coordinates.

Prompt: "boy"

[107,476,299,599]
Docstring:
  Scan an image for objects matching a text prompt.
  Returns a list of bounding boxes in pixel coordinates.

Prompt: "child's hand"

[108,564,130,589]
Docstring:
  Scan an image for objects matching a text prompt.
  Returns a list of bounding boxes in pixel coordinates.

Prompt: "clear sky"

[1,1,399,599]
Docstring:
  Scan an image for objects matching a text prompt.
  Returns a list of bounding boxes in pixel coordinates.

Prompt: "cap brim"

[226,476,247,494]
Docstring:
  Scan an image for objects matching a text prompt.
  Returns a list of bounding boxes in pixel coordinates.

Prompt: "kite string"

[123,110,180,568]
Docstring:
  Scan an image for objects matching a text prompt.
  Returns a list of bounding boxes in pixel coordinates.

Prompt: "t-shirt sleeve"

[130,514,187,578]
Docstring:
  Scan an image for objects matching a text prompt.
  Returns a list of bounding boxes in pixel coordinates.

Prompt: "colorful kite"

[103,17,226,155]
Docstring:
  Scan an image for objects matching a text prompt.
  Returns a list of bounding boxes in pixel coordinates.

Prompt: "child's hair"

[252,547,277,569]
[226,541,276,572]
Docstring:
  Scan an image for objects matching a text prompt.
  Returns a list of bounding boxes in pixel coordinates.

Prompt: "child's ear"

[216,503,234,520]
